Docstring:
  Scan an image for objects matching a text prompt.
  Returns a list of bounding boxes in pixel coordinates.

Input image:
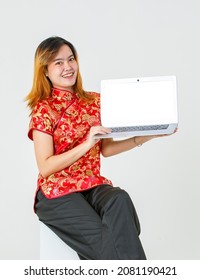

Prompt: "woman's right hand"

[85,126,111,147]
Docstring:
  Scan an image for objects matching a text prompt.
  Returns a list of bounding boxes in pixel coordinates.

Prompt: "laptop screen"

[100,76,178,127]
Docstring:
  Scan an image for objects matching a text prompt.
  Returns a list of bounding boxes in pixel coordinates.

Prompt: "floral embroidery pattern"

[28,88,113,199]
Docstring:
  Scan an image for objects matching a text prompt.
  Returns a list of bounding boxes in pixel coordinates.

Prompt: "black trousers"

[35,184,146,260]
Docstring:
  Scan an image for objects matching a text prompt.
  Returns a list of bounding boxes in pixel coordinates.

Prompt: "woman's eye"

[55,61,63,65]
[69,57,75,62]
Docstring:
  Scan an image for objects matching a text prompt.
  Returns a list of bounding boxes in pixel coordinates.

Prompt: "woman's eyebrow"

[53,54,74,62]
[53,58,64,62]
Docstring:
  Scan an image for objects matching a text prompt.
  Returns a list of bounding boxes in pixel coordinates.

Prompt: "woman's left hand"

[154,127,178,138]
[134,127,178,145]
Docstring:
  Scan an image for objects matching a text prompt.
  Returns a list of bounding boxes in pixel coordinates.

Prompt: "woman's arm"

[32,126,110,178]
[101,135,156,157]
[101,131,177,157]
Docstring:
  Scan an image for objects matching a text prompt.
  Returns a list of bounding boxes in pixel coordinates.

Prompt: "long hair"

[25,36,93,111]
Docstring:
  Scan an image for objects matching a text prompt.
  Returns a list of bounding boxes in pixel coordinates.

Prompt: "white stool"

[40,222,79,260]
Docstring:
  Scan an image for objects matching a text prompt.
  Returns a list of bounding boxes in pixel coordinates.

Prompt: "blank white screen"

[101,78,178,126]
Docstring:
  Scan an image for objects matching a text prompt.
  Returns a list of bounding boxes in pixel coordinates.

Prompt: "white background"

[0,0,199,260]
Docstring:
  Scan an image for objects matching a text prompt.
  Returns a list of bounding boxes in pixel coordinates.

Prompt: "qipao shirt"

[28,88,113,199]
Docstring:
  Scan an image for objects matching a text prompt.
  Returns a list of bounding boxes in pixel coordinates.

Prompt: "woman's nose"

[63,61,72,70]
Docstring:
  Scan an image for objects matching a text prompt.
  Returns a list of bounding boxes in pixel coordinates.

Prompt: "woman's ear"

[45,67,48,77]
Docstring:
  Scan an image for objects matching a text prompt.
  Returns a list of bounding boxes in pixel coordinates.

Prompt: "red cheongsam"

[28,88,113,200]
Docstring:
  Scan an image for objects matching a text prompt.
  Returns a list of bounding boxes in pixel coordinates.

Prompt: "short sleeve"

[28,102,53,140]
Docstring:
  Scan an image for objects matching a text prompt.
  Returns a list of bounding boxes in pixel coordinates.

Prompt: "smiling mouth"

[62,72,74,78]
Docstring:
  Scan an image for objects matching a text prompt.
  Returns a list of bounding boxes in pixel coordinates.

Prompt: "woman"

[26,36,174,260]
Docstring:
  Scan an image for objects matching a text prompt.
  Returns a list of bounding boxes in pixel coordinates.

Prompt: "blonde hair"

[25,36,93,111]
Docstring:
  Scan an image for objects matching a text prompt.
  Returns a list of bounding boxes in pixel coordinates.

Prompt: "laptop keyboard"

[110,124,169,133]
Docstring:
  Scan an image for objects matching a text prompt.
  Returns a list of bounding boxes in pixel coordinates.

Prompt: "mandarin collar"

[52,88,77,101]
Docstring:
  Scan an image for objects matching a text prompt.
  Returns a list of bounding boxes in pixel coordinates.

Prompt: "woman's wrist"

[133,135,157,147]
[133,136,142,147]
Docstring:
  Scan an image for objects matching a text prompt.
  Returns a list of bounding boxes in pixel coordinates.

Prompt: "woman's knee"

[103,188,141,235]
[108,187,132,205]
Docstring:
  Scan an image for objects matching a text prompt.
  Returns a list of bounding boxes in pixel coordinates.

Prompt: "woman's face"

[46,44,78,91]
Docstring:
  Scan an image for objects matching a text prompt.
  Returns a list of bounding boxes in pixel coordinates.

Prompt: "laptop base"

[94,123,177,139]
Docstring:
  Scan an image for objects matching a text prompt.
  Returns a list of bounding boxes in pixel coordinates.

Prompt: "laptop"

[95,75,178,138]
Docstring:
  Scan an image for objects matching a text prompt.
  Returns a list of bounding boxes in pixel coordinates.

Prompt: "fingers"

[167,127,178,136]
[85,126,111,147]
[155,127,178,138]
[90,126,111,137]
